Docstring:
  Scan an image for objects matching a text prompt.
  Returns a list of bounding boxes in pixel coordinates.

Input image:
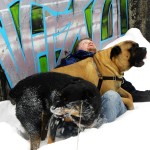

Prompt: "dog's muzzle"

[129,46,147,67]
[50,105,80,118]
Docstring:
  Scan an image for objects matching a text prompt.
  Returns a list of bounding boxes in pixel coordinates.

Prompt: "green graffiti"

[68,0,74,11]
[71,37,79,54]
[39,55,48,72]
[10,1,21,42]
[120,0,128,34]
[55,50,61,63]
[85,1,94,38]
[31,5,44,34]
[108,4,113,37]
[101,0,113,40]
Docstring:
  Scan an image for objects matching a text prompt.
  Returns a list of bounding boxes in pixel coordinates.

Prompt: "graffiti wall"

[0,0,128,88]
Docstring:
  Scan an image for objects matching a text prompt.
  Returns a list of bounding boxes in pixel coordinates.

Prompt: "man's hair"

[74,37,92,52]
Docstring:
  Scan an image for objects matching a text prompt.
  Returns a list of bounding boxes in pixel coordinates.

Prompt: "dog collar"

[97,74,124,90]
[92,58,124,90]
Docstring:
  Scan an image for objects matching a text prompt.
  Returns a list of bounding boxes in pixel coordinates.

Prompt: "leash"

[97,75,124,90]
[76,101,83,150]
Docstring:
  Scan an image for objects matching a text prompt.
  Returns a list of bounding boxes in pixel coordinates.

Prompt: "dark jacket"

[57,50,95,67]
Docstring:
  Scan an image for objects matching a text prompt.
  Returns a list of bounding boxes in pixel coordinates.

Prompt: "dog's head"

[110,41,147,72]
[50,78,102,128]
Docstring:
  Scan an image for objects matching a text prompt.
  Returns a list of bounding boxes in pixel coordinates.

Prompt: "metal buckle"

[121,78,124,84]
[113,76,116,80]
[98,74,103,79]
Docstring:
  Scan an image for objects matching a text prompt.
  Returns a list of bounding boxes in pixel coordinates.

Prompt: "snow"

[40,102,150,150]
[0,28,150,150]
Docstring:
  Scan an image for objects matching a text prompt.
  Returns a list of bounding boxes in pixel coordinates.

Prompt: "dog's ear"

[110,46,121,59]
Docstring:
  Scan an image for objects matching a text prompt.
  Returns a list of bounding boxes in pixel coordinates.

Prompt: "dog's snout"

[141,47,147,51]
[138,47,147,55]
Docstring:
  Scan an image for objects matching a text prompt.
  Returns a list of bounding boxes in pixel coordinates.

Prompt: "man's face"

[77,39,97,52]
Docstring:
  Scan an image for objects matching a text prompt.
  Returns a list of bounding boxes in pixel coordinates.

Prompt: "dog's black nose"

[140,47,146,50]
[137,47,147,54]
[139,47,147,55]
[133,43,139,48]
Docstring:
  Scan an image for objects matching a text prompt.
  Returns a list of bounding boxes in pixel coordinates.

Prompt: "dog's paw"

[128,104,134,110]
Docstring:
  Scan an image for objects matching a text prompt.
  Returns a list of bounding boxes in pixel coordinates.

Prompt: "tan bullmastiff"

[52,40,147,110]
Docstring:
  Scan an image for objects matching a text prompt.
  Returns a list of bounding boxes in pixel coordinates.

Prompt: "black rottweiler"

[9,72,102,150]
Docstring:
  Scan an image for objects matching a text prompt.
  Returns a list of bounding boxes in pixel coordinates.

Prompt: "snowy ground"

[0,28,150,150]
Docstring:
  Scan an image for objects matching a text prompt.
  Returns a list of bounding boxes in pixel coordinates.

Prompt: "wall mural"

[0,0,128,88]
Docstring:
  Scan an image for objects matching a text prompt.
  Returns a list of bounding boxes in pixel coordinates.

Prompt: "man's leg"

[121,78,150,102]
[101,90,127,123]
[56,90,127,138]
[131,90,150,102]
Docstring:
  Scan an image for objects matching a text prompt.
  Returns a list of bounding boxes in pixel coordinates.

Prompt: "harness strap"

[97,75,124,90]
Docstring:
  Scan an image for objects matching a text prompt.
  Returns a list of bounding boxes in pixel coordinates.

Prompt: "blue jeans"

[101,90,127,123]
